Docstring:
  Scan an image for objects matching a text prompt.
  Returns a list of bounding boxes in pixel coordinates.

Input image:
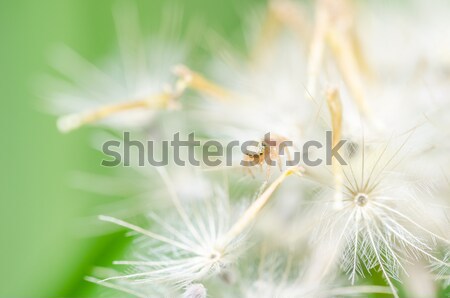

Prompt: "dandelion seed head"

[58,1,450,297]
[354,193,369,207]
[94,169,251,289]
[46,3,188,132]
[307,138,450,297]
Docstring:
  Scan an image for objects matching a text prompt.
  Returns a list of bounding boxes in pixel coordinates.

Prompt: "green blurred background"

[0,0,256,297]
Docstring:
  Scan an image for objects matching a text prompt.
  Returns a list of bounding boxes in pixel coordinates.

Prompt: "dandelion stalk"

[173,65,232,101]
[57,66,230,133]
[219,167,301,247]
[57,92,174,133]
[326,88,344,208]
[306,0,328,100]
[307,0,372,119]
[327,29,370,118]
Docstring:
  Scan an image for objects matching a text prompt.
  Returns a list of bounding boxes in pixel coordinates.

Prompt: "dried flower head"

[308,136,450,297]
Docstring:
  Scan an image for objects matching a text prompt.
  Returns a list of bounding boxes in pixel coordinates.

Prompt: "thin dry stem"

[58,66,231,133]
[308,0,372,118]
[220,167,301,247]
[326,88,342,145]
[57,93,173,133]
[327,30,370,118]
[326,88,344,207]
[173,65,232,101]
[306,0,328,100]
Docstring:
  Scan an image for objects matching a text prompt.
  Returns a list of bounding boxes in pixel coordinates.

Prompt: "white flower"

[93,168,299,290]
[46,1,188,132]
[53,0,450,296]
[96,170,238,289]
[307,138,450,297]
